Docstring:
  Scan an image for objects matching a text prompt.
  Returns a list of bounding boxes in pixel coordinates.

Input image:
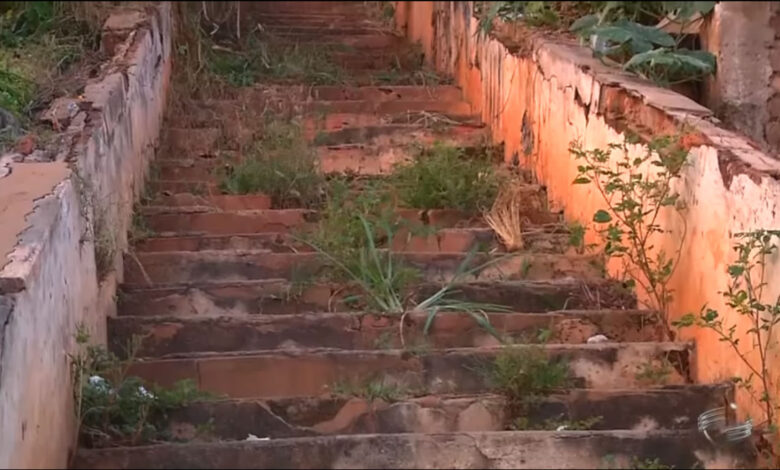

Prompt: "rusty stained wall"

[395,1,780,424]
[0,4,172,468]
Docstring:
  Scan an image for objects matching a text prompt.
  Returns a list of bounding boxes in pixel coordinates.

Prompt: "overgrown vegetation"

[570,135,688,332]
[301,214,510,340]
[476,1,716,87]
[69,326,212,449]
[673,230,780,464]
[0,1,106,150]
[487,346,572,426]
[392,142,502,212]
[218,119,325,208]
[330,377,408,402]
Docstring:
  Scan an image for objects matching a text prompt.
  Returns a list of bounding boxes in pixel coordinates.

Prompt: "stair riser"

[74,430,747,470]
[117,280,636,316]
[127,343,691,399]
[123,252,604,285]
[157,385,732,439]
[109,310,665,356]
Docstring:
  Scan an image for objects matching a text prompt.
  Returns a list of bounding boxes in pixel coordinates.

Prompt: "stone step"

[133,227,570,255]
[72,428,748,469]
[139,209,315,236]
[136,205,559,237]
[123,250,605,285]
[126,342,692,398]
[158,114,479,159]
[108,309,666,356]
[120,385,735,440]
[117,279,635,317]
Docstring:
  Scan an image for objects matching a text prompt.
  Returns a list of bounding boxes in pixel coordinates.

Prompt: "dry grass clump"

[484,183,526,251]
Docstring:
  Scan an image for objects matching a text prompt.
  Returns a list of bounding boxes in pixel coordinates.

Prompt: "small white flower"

[88,375,110,392]
[89,375,105,385]
[137,386,155,399]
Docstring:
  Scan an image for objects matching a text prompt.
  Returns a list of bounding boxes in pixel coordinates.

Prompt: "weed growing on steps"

[392,142,502,212]
[218,118,324,208]
[571,134,688,335]
[207,33,347,86]
[634,357,673,386]
[300,215,511,339]
[673,230,780,465]
[330,378,409,402]
[484,183,526,252]
[69,326,213,450]
[487,346,572,425]
[567,221,588,254]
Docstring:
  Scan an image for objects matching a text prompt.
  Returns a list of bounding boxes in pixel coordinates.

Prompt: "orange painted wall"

[394,1,780,425]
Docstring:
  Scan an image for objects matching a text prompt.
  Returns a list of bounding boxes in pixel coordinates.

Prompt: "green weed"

[634,358,673,385]
[330,378,408,402]
[392,142,501,212]
[218,119,324,208]
[69,326,213,449]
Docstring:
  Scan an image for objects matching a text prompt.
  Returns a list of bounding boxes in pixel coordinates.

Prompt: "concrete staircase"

[73,2,747,468]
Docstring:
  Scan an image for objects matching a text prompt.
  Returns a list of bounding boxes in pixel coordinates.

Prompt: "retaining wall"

[394,1,780,423]
[0,4,171,467]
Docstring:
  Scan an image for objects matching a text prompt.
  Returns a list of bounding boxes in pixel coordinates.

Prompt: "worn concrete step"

[126,342,692,398]
[138,209,315,236]
[128,385,735,441]
[132,227,570,255]
[123,250,604,285]
[117,279,635,317]
[72,428,748,469]
[303,99,473,117]
[308,85,464,102]
[136,205,559,237]
[109,309,666,357]
[159,105,476,157]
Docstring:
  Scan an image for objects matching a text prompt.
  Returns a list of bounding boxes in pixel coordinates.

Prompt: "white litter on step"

[556,425,567,431]
[245,434,270,441]
[586,334,609,344]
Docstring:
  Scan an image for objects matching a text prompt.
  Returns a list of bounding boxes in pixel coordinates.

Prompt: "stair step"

[127,385,735,439]
[126,342,693,398]
[117,279,636,317]
[137,202,558,236]
[123,251,605,285]
[72,428,749,469]
[138,210,315,236]
[108,309,666,356]
[133,227,569,254]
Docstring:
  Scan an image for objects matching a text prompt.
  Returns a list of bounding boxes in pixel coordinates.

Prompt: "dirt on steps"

[75,2,754,469]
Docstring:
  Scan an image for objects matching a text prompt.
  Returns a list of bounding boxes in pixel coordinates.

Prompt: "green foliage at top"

[571,135,688,328]
[218,119,325,208]
[477,1,716,86]
[0,2,102,117]
[392,142,502,212]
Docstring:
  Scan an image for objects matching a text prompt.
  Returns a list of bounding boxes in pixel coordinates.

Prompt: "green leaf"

[727,264,745,277]
[569,13,599,34]
[572,176,591,184]
[593,210,613,223]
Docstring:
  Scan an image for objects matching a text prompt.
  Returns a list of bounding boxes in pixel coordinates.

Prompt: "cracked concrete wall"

[700,2,778,156]
[0,4,171,468]
[395,1,780,425]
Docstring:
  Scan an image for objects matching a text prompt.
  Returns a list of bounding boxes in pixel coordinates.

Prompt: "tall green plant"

[300,215,510,339]
[673,230,780,445]
[570,135,688,328]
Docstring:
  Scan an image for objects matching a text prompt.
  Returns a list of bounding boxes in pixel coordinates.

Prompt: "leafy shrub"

[219,119,324,208]
[392,142,501,212]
